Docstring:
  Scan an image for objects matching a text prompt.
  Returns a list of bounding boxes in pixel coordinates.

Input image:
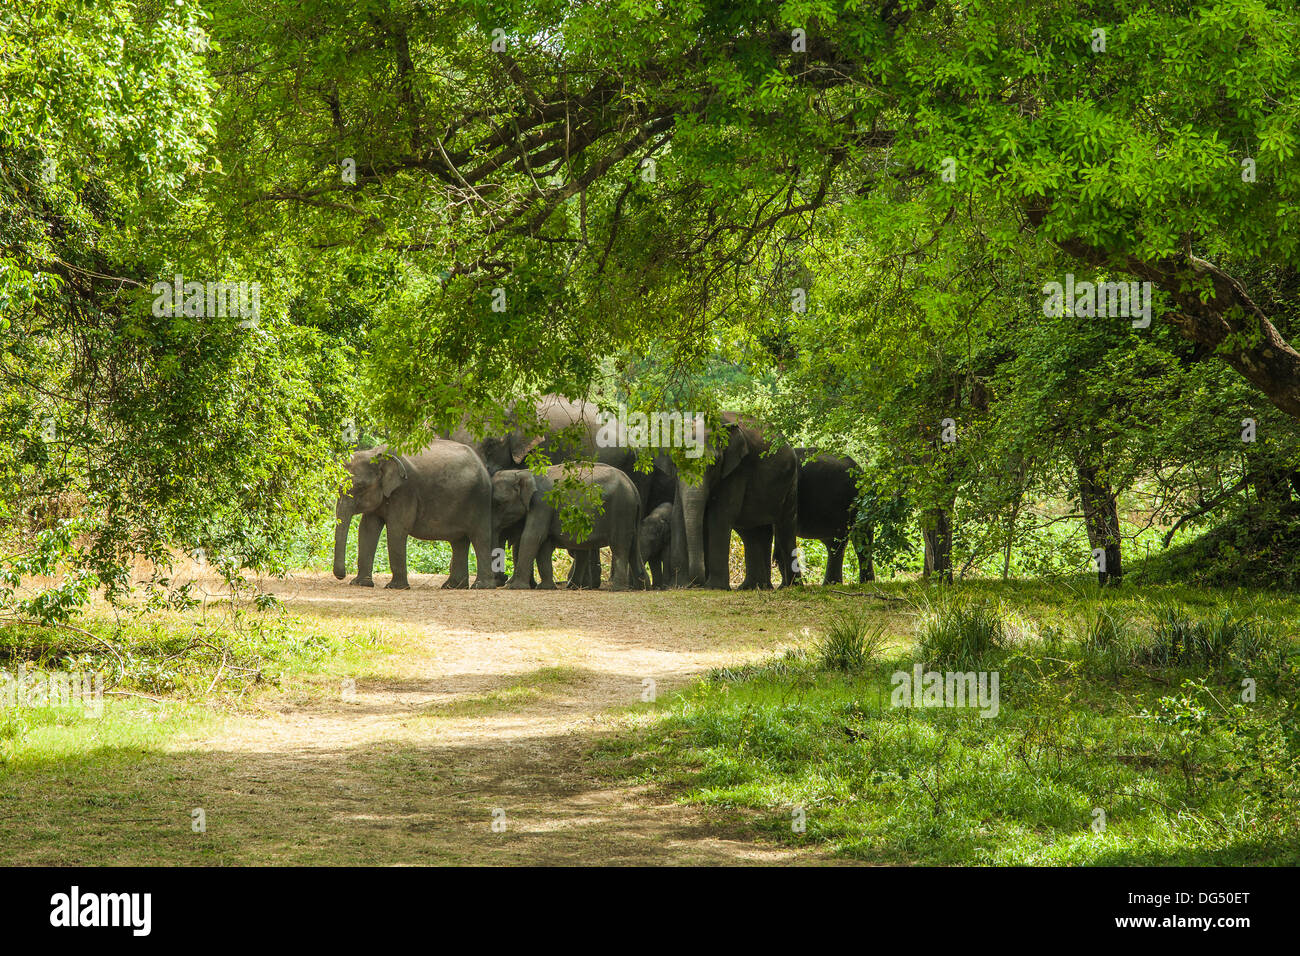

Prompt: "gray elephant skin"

[451,394,650,588]
[333,439,495,590]
[492,463,642,590]
[670,413,799,590]
[638,501,673,589]
[795,448,873,584]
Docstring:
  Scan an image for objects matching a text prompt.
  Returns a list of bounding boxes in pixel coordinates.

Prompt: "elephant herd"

[332,395,874,591]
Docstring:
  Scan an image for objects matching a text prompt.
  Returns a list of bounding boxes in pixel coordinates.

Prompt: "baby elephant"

[638,502,673,589]
[492,463,642,590]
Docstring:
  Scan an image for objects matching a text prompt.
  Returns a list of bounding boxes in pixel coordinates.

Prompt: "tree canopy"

[4,0,1300,612]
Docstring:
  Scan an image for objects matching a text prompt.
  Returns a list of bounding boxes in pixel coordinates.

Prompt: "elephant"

[333,440,495,590]
[491,463,642,590]
[450,394,650,588]
[645,451,679,512]
[669,413,799,590]
[638,502,673,589]
[795,448,873,584]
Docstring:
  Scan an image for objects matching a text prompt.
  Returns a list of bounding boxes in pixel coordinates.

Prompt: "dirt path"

[156,572,848,865]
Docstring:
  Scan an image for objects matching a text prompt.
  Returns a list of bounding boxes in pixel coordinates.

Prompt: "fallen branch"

[205,647,229,694]
[829,589,909,603]
[105,689,165,703]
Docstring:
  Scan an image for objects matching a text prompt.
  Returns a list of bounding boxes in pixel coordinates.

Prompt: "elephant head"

[639,502,673,563]
[450,401,549,475]
[491,469,538,538]
[478,432,547,474]
[332,448,409,579]
[676,415,751,586]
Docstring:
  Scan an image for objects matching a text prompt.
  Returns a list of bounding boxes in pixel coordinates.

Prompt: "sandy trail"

[152,572,847,865]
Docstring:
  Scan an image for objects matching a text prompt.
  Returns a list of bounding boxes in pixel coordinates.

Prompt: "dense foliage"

[4,0,1300,612]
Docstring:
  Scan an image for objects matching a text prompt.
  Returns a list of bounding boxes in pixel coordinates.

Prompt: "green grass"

[4,572,1300,865]
[595,581,1300,865]
[0,604,384,768]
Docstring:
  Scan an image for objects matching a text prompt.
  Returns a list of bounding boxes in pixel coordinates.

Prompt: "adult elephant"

[450,394,649,588]
[332,440,495,590]
[669,413,799,590]
[795,449,873,585]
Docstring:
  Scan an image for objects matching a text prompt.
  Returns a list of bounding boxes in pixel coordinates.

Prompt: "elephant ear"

[717,422,750,480]
[379,454,408,497]
[508,431,546,467]
[499,468,535,520]
[514,470,537,513]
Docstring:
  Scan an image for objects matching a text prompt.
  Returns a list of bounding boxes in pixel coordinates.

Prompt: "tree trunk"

[1076,460,1122,586]
[1002,490,1021,582]
[921,507,952,583]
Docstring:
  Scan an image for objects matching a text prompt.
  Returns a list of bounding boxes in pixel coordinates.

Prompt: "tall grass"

[1070,599,1290,677]
[915,592,1011,670]
[1141,603,1285,670]
[815,608,887,672]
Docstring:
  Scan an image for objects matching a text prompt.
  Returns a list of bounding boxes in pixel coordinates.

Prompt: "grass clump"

[816,608,887,673]
[915,591,1011,670]
[1141,604,1284,671]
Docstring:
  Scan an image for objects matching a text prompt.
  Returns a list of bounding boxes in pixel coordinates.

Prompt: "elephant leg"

[444,537,470,589]
[564,549,583,589]
[610,539,632,591]
[649,558,663,589]
[493,528,510,587]
[824,535,847,586]
[470,522,497,589]
[568,550,599,589]
[505,529,536,587]
[385,525,411,590]
[630,529,644,590]
[738,526,773,590]
[536,546,557,589]
[352,513,383,587]
[704,500,739,590]
[507,517,546,589]
[519,535,537,587]
[774,510,800,588]
[566,549,597,589]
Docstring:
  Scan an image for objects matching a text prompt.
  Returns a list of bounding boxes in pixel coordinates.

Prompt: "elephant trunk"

[680,481,709,587]
[333,497,354,580]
